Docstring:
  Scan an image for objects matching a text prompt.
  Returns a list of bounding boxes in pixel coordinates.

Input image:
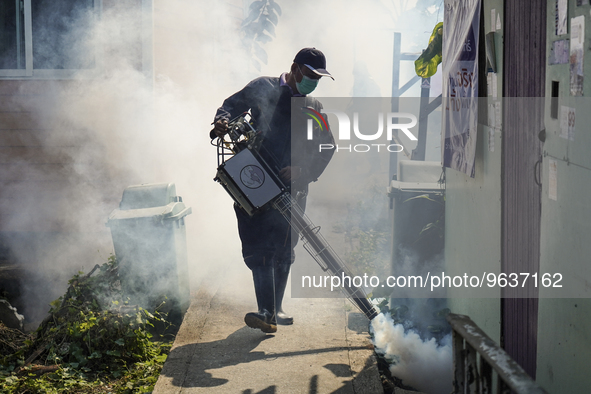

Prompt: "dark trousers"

[234,195,305,270]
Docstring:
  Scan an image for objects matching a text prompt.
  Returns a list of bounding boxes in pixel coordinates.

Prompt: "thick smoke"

[371,312,452,394]
[4,1,254,322]
[5,15,446,394]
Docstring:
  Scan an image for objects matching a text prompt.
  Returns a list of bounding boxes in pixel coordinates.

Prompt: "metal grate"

[447,313,548,394]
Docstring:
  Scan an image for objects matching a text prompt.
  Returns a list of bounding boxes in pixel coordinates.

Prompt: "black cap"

[293,48,334,80]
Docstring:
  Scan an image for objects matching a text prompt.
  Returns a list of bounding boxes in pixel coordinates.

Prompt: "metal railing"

[446,313,548,394]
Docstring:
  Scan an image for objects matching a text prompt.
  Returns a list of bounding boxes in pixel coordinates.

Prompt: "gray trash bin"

[388,160,445,298]
[106,183,192,319]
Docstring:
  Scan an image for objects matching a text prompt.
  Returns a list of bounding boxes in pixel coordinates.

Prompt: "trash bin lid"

[388,179,443,197]
[388,160,444,196]
[107,201,192,224]
[398,160,443,183]
[119,183,178,210]
[106,183,192,225]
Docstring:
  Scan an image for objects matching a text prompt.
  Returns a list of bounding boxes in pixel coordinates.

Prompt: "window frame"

[0,0,103,79]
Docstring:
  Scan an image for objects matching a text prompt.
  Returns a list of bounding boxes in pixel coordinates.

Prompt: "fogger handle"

[272,193,379,321]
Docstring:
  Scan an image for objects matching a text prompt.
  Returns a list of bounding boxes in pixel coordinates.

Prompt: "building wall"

[536,0,591,391]
[444,0,504,345]
[446,0,591,390]
[0,81,70,233]
[0,0,148,321]
[0,0,147,234]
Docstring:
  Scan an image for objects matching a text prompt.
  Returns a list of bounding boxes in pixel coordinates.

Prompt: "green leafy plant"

[0,255,175,393]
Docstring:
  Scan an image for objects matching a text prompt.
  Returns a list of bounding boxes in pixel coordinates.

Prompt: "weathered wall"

[0,0,148,321]
[0,0,147,235]
[536,1,591,391]
[444,0,504,345]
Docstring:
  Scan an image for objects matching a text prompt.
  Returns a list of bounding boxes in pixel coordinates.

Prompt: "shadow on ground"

[160,325,374,393]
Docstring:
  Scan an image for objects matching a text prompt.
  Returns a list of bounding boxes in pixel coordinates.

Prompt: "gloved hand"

[211,119,229,138]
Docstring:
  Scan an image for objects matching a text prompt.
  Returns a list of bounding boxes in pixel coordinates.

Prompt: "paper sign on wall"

[442,0,481,177]
[560,106,575,140]
[492,73,497,98]
[556,0,568,35]
[495,101,501,132]
[491,9,496,31]
[570,15,585,95]
[549,39,570,64]
[549,159,558,201]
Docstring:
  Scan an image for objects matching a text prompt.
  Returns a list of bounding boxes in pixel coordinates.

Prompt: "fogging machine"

[212,113,378,321]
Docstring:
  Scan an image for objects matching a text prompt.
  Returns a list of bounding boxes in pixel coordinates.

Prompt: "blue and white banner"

[442,0,481,177]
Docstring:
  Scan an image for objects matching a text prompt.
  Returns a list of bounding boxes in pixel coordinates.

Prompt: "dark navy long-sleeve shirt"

[213,75,334,192]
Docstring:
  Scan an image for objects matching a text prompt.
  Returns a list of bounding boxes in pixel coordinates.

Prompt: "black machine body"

[213,113,287,216]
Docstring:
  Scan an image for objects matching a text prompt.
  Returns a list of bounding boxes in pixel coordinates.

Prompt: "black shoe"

[244,309,277,333]
[274,263,293,325]
[276,310,293,325]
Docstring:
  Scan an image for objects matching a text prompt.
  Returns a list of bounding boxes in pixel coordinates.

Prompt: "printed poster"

[442,0,481,177]
[570,15,584,96]
[549,159,558,201]
[560,106,575,140]
[556,0,568,35]
[549,39,570,65]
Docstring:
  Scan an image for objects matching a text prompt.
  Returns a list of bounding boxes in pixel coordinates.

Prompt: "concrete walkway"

[152,276,383,394]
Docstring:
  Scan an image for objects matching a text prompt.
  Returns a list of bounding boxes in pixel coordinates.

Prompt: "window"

[0,0,100,78]
[0,0,26,70]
